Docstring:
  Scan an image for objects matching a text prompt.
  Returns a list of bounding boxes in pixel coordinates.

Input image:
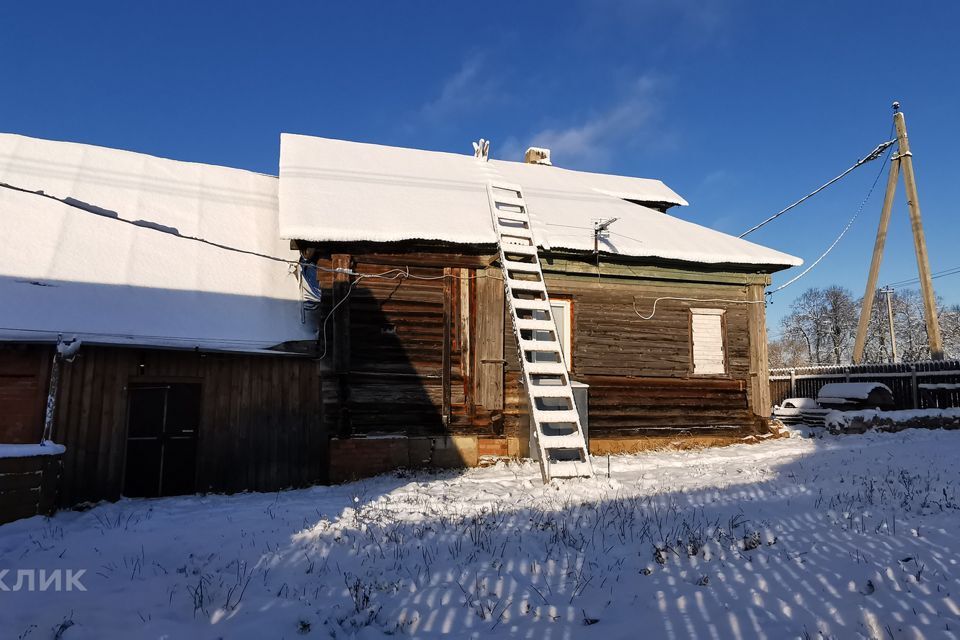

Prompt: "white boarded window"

[691,308,726,374]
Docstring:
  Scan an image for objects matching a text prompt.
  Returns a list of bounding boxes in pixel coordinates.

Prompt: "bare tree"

[771,286,960,366]
[941,303,960,359]
[772,287,858,366]
[822,286,857,364]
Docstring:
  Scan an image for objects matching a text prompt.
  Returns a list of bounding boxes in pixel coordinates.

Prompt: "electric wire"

[0,180,499,284]
[1,180,504,359]
[885,265,960,289]
[633,297,765,320]
[766,137,895,296]
[738,140,895,238]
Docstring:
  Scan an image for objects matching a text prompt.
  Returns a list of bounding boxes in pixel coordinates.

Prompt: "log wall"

[501,272,763,440]
[308,245,772,450]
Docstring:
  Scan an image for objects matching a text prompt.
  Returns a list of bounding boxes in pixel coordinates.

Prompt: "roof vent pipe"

[524,147,552,165]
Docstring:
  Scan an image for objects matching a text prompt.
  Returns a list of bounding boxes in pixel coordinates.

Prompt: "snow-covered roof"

[0,133,315,353]
[817,382,893,401]
[279,134,802,269]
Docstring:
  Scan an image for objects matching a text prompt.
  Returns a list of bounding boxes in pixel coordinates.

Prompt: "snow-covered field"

[4,429,960,639]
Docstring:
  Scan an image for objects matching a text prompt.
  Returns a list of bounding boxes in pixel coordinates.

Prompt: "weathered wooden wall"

[0,345,50,444]
[501,270,765,440]
[0,454,62,524]
[312,249,499,448]
[45,346,324,505]
[306,245,772,449]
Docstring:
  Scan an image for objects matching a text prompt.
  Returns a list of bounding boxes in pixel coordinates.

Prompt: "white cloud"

[521,75,665,168]
[419,54,496,120]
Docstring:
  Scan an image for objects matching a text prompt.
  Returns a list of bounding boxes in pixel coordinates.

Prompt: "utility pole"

[852,102,942,362]
[895,106,943,359]
[852,120,900,364]
[880,286,897,362]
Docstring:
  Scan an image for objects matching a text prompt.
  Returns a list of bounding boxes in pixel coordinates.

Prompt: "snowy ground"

[4,429,960,639]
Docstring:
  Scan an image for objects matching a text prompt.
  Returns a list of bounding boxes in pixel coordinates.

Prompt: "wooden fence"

[769,360,960,410]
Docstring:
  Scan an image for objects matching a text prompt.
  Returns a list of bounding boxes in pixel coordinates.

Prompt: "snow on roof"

[0,133,315,353]
[279,134,802,269]
[817,382,892,400]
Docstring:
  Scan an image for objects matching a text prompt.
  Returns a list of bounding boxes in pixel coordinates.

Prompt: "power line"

[0,180,500,284]
[0,181,299,265]
[2,179,505,359]
[766,138,894,296]
[885,265,960,289]
[738,139,895,238]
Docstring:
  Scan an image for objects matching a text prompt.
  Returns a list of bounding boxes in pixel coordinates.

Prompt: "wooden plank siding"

[474,268,505,411]
[48,346,324,506]
[0,344,50,444]
[502,270,764,439]
[303,245,771,448]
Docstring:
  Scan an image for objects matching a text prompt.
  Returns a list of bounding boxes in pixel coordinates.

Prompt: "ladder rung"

[503,244,538,255]
[540,434,587,448]
[533,408,580,424]
[503,259,540,273]
[519,337,561,351]
[512,298,551,312]
[490,181,524,194]
[530,386,573,399]
[499,229,533,247]
[495,215,530,228]
[508,279,546,293]
[499,223,532,235]
[545,459,591,479]
[494,194,526,209]
[515,318,556,332]
[526,361,567,375]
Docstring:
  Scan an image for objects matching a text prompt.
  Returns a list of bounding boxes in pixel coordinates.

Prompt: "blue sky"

[2,2,958,330]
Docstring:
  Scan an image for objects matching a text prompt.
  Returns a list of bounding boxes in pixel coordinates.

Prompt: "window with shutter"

[690,308,726,374]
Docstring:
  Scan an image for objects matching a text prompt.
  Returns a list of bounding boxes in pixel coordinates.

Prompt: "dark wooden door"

[124,383,200,498]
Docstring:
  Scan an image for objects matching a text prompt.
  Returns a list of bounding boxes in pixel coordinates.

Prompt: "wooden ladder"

[486,181,593,482]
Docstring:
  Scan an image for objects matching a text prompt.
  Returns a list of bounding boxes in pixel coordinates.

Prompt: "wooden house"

[0,130,801,512]
[278,135,801,480]
[0,134,324,508]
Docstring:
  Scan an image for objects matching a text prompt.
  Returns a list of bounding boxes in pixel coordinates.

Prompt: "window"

[530,298,573,371]
[690,308,726,374]
[550,299,573,370]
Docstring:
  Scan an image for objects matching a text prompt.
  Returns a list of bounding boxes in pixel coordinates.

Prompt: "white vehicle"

[772,397,821,424]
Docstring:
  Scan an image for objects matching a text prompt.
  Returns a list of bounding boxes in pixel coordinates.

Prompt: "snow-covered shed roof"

[817,382,893,401]
[279,134,802,269]
[0,133,315,353]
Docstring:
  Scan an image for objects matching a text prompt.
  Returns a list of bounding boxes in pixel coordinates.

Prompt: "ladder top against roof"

[486,181,593,482]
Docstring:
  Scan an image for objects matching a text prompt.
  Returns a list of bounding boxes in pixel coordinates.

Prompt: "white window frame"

[533,298,573,372]
[550,299,573,372]
[690,308,726,375]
